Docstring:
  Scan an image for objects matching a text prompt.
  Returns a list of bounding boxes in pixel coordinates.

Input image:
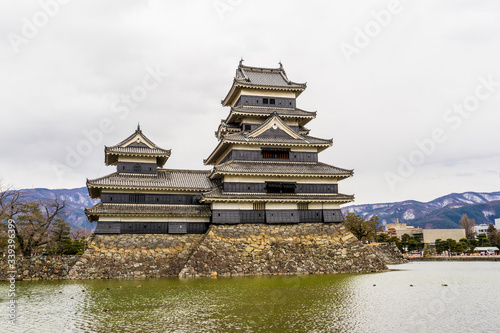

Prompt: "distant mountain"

[20,187,98,230]
[342,191,500,229]
[16,188,500,231]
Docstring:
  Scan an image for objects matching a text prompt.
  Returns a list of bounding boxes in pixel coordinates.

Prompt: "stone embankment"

[68,234,205,279]
[365,243,406,264]
[179,223,387,277]
[0,256,80,281]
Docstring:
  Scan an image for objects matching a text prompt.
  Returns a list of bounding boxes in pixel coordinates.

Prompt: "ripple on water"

[1,262,499,332]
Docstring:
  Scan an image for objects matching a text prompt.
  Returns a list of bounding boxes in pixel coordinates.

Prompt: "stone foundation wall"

[0,256,80,281]
[68,234,205,279]
[365,243,406,264]
[179,223,387,277]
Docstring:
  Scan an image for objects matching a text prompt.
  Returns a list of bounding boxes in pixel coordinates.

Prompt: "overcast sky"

[1,0,500,205]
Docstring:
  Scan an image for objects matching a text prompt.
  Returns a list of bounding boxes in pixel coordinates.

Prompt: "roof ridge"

[316,161,354,173]
[246,113,307,141]
[160,168,212,174]
[107,127,166,150]
[87,172,119,184]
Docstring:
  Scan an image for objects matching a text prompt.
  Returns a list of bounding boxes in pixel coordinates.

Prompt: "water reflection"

[1,262,499,332]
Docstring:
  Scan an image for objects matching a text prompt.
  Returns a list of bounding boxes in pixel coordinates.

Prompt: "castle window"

[266,182,296,194]
[253,203,265,210]
[244,124,251,131]
[263,98,268,104]
[262,148,290,159]
[270,99,275,105]
[133,163,141,173]
[298,203,309,210]
[129,194,145,203]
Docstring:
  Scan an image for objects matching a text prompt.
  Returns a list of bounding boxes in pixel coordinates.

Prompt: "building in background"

[384,218,465,245]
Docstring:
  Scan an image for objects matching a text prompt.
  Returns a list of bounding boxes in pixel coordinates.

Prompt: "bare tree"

[459,213,476,239]
[0,180,23,221]
[70,228,88,240]
[12,199,66,256]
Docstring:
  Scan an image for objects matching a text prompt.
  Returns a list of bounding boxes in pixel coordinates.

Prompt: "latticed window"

[129,194,145,203]
[253,203,265,210]
[298,203,309,210]
[276,151,289,159]
[266,182,296,194]
[262,148,289,159]
[133,163,141,173]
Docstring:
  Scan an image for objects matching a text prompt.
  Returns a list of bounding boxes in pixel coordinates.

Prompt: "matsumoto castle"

[86,61,354,234]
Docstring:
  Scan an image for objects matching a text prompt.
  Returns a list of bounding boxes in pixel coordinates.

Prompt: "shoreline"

[408,256,500,261]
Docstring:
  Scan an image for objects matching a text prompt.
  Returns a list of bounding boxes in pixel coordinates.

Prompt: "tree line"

[0,182,88,256]
[344,212,500,254]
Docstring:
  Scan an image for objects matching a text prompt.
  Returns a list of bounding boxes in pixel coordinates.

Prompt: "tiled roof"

[201,187,354,203]
[105,125,171,166]
[235,63,306,89]
[87,169,215,197]
[109,125,165,150]
[223,133,332,145]
[225,112,331,145]
[106,146,171,155]
[212,160,353,177]
[85,203,211,221]
[230,105,316,118]
[222,61,306,106]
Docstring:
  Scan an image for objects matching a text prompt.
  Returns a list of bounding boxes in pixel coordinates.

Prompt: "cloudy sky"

[1,0,500,205]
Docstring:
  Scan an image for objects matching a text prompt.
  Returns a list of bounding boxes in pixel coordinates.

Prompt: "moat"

[1,261,499,332]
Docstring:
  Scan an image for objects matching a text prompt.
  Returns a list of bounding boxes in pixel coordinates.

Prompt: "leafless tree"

[0,180,23,221]
[459,213,476,239]
[12,199,66,256]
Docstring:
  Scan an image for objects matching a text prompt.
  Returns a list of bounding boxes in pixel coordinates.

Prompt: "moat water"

[1,262,499,333]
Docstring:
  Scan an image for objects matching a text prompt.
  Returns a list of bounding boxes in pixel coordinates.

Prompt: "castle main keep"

[71,61,386,279]
[86,61,353,232]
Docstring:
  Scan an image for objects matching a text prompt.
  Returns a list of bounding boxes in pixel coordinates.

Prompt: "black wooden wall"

[235,95,296,108]
[117,162,157,174]
[221,149,318,164]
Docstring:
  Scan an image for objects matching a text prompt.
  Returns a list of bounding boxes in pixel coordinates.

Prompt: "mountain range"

[342,191,500,229]
[16,188,500,230]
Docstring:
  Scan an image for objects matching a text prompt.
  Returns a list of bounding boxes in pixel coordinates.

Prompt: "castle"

[71,61,386,279]
[86,61,353,232]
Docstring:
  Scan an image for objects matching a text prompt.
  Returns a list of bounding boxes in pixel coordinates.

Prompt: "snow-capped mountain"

[342,191,500,229]
[20,187,98,230]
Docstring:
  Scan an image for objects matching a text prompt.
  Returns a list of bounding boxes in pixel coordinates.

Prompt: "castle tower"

[85,125,213,234]
[202,61,354,224]
[73,62,387,280]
